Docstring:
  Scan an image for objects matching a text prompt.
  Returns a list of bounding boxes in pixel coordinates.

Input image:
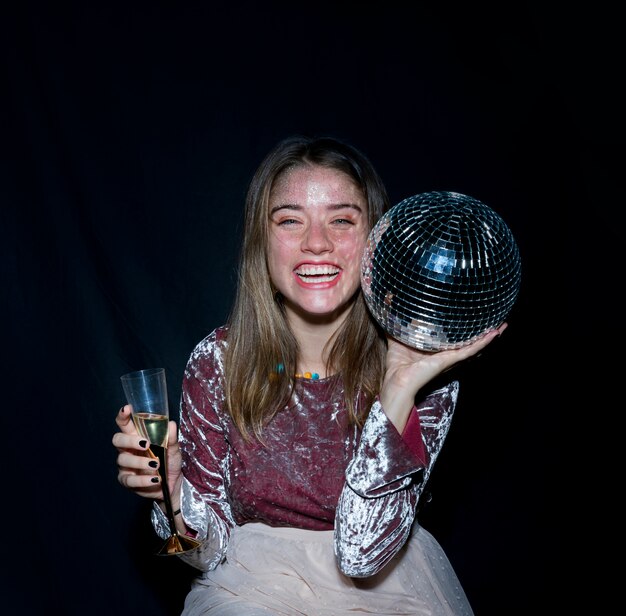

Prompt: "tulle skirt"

[182,522,473,615]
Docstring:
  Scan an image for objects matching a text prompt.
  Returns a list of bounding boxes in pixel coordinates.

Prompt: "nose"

[302,222,333,254]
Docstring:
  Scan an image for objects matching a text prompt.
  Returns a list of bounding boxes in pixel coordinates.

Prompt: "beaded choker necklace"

[275,363,320,380]
[295,371,320,380]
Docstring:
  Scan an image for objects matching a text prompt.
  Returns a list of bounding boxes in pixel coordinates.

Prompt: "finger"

[468,329,499,352]
[118,470,164,494]
[115,405,137,433]
[445,327,503,363]
[386,335,431,358]
[451,335,496,362]
[117,451,160,471]
[473,325,505,351]
[112,430,150,452]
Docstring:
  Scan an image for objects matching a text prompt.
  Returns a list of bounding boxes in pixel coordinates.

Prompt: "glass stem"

[150,444,178,533]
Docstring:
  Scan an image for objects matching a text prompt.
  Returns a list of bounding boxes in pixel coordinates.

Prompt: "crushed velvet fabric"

[151,326,470,613]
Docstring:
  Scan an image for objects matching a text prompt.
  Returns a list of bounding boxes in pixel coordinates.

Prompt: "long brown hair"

[224,135,390,440]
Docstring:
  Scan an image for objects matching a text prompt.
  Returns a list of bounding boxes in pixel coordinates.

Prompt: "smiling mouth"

[294,265,340,283]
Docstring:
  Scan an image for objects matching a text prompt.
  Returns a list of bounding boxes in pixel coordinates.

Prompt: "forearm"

[334,400,425,576]
[334,382,459,577]
[379,385,416,433]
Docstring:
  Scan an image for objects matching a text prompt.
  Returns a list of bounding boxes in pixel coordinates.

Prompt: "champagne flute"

[120,368,201,555]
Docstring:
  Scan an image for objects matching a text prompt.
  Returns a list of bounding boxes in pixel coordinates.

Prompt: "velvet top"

[152,326,460,577]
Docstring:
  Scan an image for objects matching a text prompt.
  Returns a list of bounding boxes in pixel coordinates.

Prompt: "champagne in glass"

[120,368,201,555]
[131,412,169,448]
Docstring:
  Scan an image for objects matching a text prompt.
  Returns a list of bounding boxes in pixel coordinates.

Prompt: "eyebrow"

[269,203,364,216]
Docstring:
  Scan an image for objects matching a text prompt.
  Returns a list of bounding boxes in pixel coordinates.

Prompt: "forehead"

[270,164,365,206]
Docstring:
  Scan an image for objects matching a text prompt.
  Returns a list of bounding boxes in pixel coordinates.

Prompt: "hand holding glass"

[120,368,201,555]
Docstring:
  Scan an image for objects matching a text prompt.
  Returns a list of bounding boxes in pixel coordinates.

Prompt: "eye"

[331,217,355,225]
[276,217,301,226]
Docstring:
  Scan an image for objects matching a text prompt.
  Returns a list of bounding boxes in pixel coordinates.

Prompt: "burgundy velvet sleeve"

[401,408,427,467]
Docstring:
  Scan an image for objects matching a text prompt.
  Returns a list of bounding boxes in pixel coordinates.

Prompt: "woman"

[113,135,505,615]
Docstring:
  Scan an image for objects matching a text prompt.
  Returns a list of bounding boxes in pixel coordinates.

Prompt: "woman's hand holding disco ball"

[362,190,519,430]
[380,322,507,428]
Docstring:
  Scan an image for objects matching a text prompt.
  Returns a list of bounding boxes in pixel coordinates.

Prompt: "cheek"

[337,234,367,264]
[269,230,299,252]
[267,235,293,277]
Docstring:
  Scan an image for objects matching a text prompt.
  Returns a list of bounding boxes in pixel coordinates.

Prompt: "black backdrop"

[2,2,612,615]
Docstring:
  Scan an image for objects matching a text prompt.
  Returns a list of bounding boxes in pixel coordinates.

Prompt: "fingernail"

[139,440,148,449]
[148,460,158,468]
[151,476,159,483]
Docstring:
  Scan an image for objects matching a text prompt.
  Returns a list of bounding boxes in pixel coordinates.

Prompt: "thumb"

[167,420,179,448]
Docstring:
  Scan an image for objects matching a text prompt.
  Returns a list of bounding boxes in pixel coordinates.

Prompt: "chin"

[302,298,356,321]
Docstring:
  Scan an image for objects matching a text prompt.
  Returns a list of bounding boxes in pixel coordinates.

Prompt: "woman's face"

[267,164,368,325]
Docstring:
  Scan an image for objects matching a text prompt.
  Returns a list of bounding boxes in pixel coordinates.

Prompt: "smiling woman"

[113,134,506,615]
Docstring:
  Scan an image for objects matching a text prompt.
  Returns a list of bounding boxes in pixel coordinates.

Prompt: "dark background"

[2,2,613,614]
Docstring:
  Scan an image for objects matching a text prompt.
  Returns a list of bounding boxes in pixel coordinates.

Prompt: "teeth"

[298,274,337,283]
[295,265,340,276]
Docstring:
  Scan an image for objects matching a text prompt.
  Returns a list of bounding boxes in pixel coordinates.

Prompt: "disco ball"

[361,191,522,351]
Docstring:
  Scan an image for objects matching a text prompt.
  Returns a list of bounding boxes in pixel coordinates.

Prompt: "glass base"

[156,533,202,556]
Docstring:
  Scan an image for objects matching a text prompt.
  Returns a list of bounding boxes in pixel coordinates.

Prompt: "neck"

[285,313,347,379]
[295,331,331,378]
[283,298,355,378]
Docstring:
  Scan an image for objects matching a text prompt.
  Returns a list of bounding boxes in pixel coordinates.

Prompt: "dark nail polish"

[139,440,147,449]
[148,460,158,468]
[151,476,159,483]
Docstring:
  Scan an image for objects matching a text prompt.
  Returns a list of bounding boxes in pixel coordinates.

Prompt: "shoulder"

[186,325,229,370]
